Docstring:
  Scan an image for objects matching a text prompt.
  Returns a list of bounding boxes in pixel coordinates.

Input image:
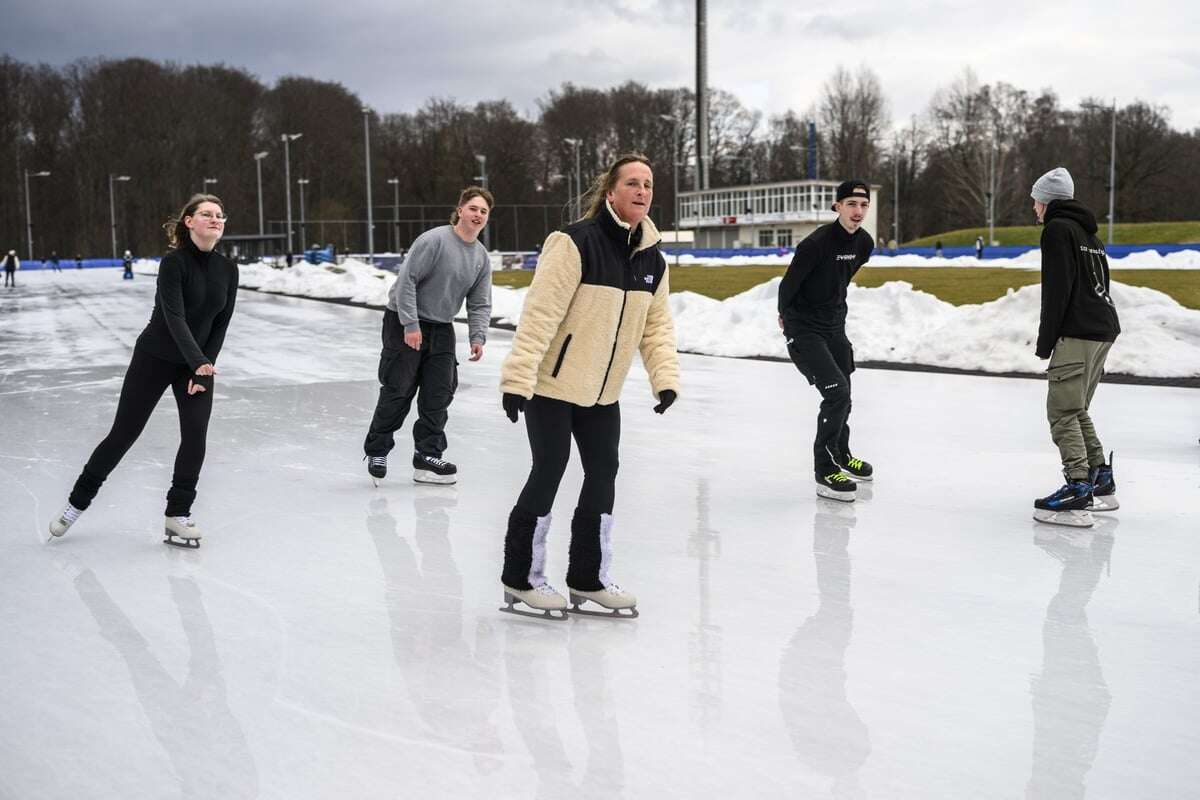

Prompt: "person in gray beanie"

[1028,167,1121,528]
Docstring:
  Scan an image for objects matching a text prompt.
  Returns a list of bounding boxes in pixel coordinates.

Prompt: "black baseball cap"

[834,180,870,208]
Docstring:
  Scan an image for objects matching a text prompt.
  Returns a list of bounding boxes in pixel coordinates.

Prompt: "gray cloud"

[2,0,1199,129]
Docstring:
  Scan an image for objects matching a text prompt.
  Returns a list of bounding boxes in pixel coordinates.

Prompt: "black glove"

[653,389,676,415]
[191,372,213,392]
[502,393,526,423]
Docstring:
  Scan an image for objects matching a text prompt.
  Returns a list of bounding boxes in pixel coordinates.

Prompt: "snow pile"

[661,278,1200,378]
[238,258,395,306]
[673,248,1200,269]
[139,257,1199,377]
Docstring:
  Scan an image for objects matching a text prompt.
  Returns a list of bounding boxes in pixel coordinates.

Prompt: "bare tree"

[818,66,890,181]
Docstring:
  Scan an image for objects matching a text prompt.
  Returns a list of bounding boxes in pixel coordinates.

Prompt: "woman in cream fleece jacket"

[498,154,680,619]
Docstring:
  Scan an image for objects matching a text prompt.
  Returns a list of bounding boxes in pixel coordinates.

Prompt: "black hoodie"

[1036,199,1120,359]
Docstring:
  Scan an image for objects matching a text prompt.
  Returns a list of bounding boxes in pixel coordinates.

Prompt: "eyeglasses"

[192,211,228,222]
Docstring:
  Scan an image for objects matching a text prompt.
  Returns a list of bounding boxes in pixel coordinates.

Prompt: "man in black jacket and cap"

[778,179,876,503]
[1030,167,1121,527]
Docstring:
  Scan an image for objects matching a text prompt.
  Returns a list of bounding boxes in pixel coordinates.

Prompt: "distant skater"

[1029,167,1121,528]
[49,251,62,272]
[49,194,239,547]
[778,180,875,502]
[123,250,134,280]
[3,249,17,288]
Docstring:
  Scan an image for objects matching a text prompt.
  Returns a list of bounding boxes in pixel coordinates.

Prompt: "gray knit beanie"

[1031,167,1074,203]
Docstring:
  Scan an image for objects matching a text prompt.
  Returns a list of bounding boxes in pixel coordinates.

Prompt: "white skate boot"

[164,516,203,548]
[48,503,84,539]
[566,514,638,618]
[500,513,567,620]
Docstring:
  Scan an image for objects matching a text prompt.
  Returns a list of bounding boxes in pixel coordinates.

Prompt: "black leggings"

[70,347,213,516]
[786,330,854,475]
[516,395,621,516]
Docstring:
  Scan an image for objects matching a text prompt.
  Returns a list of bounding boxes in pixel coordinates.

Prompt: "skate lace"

[824,472,852,484]
[171,516,195,528]
[534,583,561,596]
[59,504,82,524]
[421,456,448,468]
[369,456,386,467]
[847,457,864,470]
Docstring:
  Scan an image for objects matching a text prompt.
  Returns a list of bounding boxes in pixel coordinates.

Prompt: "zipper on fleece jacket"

[597,252,635,401]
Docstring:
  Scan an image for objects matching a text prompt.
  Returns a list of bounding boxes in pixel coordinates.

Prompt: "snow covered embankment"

[155,257,1198,378]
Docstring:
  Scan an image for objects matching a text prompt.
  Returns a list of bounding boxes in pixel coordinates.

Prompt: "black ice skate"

[835,453,874,482]
[164,516,202,548]
[413,453,457,485]
[815,471,856,502]
[366,455,387,487]
[1033,479,1094,528]
[1087,452,1119,511]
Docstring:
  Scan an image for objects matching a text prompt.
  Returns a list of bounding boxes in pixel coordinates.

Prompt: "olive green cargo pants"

[1046,337,1113,480]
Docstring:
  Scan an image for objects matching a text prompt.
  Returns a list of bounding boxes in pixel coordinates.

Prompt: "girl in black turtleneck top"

[49,194,238,546]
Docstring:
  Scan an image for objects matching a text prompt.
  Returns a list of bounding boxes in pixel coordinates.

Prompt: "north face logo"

[643,274,654,285]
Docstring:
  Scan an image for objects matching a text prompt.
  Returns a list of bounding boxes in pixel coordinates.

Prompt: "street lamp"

[23,169,50,261]
[659,114,683,253]
[474,154,490,250]
[108,174,132,258]
[297,178,310,251]
[362,108,374,265]
[386,177,399,253]
[281,132,303,257]
[253,151,269,235]
[202,177,218,193]
[563,138,582,220]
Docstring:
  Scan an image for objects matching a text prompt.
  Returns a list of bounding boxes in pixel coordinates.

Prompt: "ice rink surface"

[2,269,1198,799]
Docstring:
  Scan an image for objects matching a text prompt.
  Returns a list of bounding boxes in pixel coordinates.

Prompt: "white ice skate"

[499,514,566,620]
[500,584,568,620]
[566,514,638,618]
[48,503,84,539]
[164,516,203,548]
[1032,508,1094,528]
[567,584,639,618]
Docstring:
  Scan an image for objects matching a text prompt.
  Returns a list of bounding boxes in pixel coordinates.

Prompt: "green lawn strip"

[906,221,1200,247]
[491,266,1200,308]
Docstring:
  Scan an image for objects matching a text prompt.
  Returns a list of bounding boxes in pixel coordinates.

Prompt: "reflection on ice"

[1027,519,1115,799]
[779,502,870,800]
[69,565,259,798]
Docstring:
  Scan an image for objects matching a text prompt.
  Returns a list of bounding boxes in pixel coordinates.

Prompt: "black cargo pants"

[364,312,458,458]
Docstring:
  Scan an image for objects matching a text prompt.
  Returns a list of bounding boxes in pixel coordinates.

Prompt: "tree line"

[2,55,1197,257]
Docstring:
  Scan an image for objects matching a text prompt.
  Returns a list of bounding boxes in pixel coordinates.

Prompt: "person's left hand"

[469,342,484,362]
[653,389,676,414]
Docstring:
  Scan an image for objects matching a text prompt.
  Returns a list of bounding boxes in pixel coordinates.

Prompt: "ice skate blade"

[815,486,856,503]
[1032,509,1094,528]
[164,533,201,549]
[1089,494,1119,511]
[568,594,639,618]
[413,469,456,485]
[498,597,567,621]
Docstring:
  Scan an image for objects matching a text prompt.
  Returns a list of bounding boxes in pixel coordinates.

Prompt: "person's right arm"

[499,232,582,399]
[157,253,209,370]
[390,235,438,335]
[1036,222,1075,359]
[777,238,818,317]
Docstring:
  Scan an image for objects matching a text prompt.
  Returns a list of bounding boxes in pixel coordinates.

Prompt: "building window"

[758,229,775,247]
[776,229,793,247]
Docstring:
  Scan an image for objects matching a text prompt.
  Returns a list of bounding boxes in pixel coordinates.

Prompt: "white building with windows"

[676,179,880,249]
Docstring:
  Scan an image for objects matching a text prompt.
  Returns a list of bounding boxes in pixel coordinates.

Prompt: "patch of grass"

[491,266,1200,309]
[906,221,1200,247]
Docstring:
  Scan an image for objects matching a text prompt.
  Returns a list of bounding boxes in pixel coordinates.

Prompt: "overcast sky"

[5,0,1200,131]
